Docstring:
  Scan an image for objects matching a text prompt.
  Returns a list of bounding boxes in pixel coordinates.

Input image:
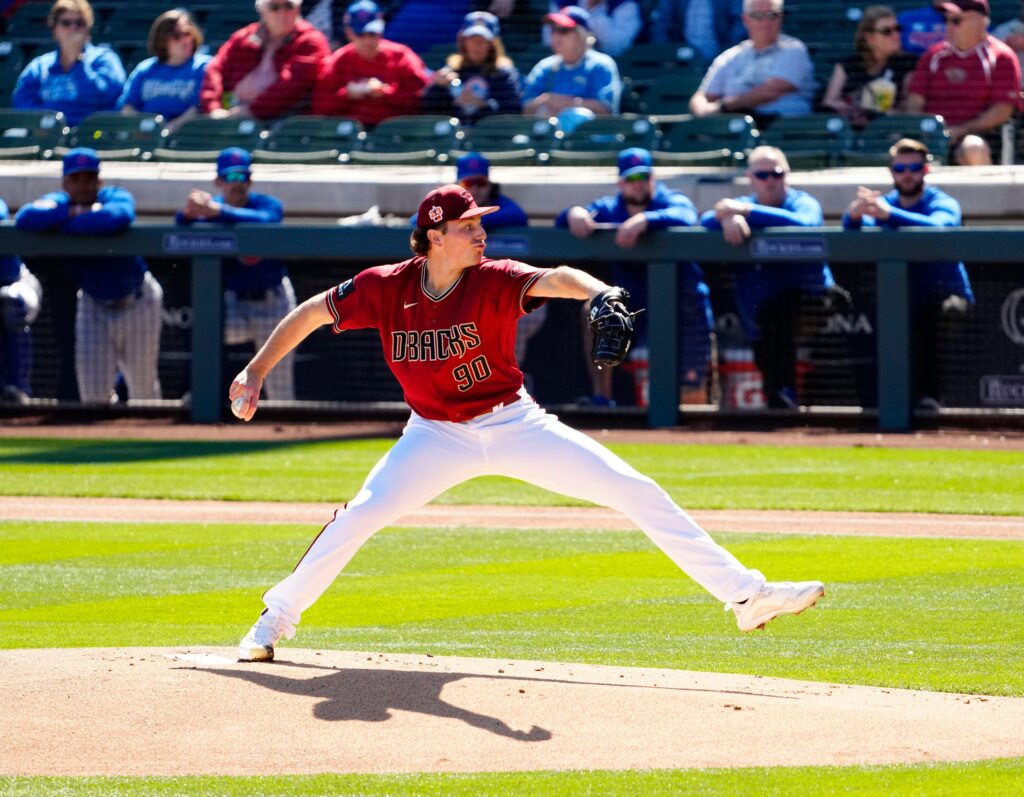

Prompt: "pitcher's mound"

[3,647,1022,776]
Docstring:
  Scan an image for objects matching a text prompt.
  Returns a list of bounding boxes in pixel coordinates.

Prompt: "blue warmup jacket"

[701,188,834,341]
[14,186,147,301]
[13,44,126,126]
[175,191,288,294]
[841,185,974,304]
[0,200,23,284]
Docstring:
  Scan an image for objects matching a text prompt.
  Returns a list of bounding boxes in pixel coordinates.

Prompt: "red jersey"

[907,35,1022,126]
[326,257,547,422]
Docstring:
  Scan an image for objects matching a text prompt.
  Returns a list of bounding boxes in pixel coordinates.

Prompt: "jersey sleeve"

[486,259,547,319]
[325,266,382,333]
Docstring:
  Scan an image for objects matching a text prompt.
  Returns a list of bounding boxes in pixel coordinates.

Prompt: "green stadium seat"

[652,114,758,167]
[348,115,464,166]
[56,111,168,160]
[151,116,267,162]
[456,114,558,165]
[547,116,659,166]
[0,108,69,159]
[253,115,366,164]
[96,5,158,45]
[628,71,705,117]
[757,114,853,170]
[616,42,704,86]
[841,114,950,166]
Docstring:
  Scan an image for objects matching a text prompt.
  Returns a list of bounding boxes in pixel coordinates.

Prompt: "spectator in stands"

[897,4,945,56]
[200,0,329,121]
[906,0,1021,165]
[993,1,1024,74]
[523,6,621,117]
[175,148,297,401]
[118,9,210,133]
[823,5,916,127]
[650,0,745,62]
[543,1,643,58]
[14,148,163,403]
[0,199,41,405]
[312,0,430,126]
[558,148,714,407]
[422,11,522,123]
[689,0,814,123]
[701,145,837,409]
[842,137,974,407]
[12,0,126,126]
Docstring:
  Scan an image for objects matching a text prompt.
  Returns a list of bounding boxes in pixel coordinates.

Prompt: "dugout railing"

[1,222,1022,432]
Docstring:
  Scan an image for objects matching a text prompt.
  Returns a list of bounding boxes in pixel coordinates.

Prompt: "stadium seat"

[628,72,705,117]
[56,112,168,160]
[347,115,464,166]
[757,114,853,170]
[0,42,24,103]
[841,114,951,166]
[0,108,69,159]
[616,42,704,86]
[652,114,758,167]
[152,116,267,162]
[456,114,558,165]
[547,116,659,166]
[96,5,157,45]
[253,115,366,164]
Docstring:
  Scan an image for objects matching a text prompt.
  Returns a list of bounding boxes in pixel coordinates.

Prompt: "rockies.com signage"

[162,233,238,255]
[750,238,828,259]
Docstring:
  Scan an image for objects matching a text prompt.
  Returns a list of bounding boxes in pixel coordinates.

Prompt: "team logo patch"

[428,205,444,223]
[335,278,355,302]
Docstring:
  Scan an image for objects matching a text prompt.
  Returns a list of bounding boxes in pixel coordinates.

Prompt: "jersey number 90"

[452,355,492,392]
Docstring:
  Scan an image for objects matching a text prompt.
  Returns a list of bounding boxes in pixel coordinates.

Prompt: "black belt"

[92,286,144,310]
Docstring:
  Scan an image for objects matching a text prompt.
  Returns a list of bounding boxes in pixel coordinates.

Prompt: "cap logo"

[429,205,444,223]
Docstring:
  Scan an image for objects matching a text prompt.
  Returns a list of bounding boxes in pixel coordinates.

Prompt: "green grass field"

[2,436,1023,795]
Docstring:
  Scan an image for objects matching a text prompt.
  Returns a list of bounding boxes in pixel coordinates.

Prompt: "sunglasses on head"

[746,11,782,21]
[58,17,87,28]
[222,171,250,183]
[891,162,925,173]
[623,172,650,183]
[873,24,901,35]
[751,167,786,180]
[460,176,488,188]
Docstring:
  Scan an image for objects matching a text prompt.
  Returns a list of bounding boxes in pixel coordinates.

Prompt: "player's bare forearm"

[247,291,332,378]
[528,265,609,302]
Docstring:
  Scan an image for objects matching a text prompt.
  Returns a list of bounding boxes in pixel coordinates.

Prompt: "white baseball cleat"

[726,580,825,632]
[238,609,296,662]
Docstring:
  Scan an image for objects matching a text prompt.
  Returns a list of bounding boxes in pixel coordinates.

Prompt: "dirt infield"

[3,647,1023,776]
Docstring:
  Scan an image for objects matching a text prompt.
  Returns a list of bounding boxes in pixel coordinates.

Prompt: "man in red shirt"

[199,0,330,120]
[229,184,826,662]
[311,0,430,125]
[907,0,1022,164]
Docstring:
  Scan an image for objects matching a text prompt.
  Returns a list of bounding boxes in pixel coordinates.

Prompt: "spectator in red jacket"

[199,0,330,120]
[311,0,431,126]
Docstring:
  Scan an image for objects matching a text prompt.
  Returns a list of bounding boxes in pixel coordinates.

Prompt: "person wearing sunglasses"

[906,0,1021,165]
[117,9,211,133]
[200,0,330,121]
[823,5,916,127]
[689,0,814,122]
[175,148,297,402]
[12,0,126,126]
[842,137,973,408]
[701,146,837,410]
[558,148,714,407]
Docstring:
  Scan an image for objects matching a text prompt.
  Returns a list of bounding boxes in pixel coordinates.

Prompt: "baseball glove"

[588,287,641,368]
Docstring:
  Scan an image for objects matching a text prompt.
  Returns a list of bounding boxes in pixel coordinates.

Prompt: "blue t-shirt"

[117,54,211,120]
[12,44,126,126]
[0,199,23,284]
[523,49,621,113]
[841,185,973,303]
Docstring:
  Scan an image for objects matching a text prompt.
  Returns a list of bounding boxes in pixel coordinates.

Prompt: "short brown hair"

[148,9,203,61]
[48,0,94,30]
[888,137,930,161]
[409,222,447,256]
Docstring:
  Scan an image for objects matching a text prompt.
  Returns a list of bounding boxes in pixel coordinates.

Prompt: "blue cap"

[345,0,385,35]
[618,147,653,178]
[456,152,490,181]
[217,147,252,177]
[460,11,500,40]
[63,147,100,176]
[545,5,591,31]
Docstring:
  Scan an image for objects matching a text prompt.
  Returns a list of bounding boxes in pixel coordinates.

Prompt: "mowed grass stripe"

[1,437,1023,514]
[1,521,1021,696]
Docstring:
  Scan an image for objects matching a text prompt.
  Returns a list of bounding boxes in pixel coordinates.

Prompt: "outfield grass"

[1,437,1024,514]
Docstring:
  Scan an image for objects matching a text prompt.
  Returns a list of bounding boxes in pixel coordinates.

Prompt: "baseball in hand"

[231,396,246,419]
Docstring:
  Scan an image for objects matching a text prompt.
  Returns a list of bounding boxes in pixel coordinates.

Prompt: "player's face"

[62,171,100,205]
[215,175,251,207]
[352,31,382,58]
[747,157,788,206]
[460,176,491,206]
[619,173,653,206]
[439,216,487,265]
[890,153,927,197]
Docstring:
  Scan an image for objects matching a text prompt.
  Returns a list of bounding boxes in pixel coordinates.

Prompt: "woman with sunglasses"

[822,5,916,127]
[118,10,211,133]
[12,0,126,126]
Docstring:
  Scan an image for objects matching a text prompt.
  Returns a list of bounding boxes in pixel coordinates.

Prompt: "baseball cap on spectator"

[456,152,490,182]
[63,147,100,175]
[415,184,498,227]
[617,147,653,178]
[545,5,592,31]
[460,10,500,40]
[934,0,989,14]
[345,0,385,35]
[216,147,252,178]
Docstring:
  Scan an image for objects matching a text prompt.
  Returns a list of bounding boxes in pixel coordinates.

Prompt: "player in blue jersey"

[0,200,42,405]
[701,145,836,409]
[842,137,973,408]
[15,148,163,403]
[176,148,297,400]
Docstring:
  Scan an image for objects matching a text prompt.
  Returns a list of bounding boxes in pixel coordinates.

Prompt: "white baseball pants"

[224,277,297,400]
